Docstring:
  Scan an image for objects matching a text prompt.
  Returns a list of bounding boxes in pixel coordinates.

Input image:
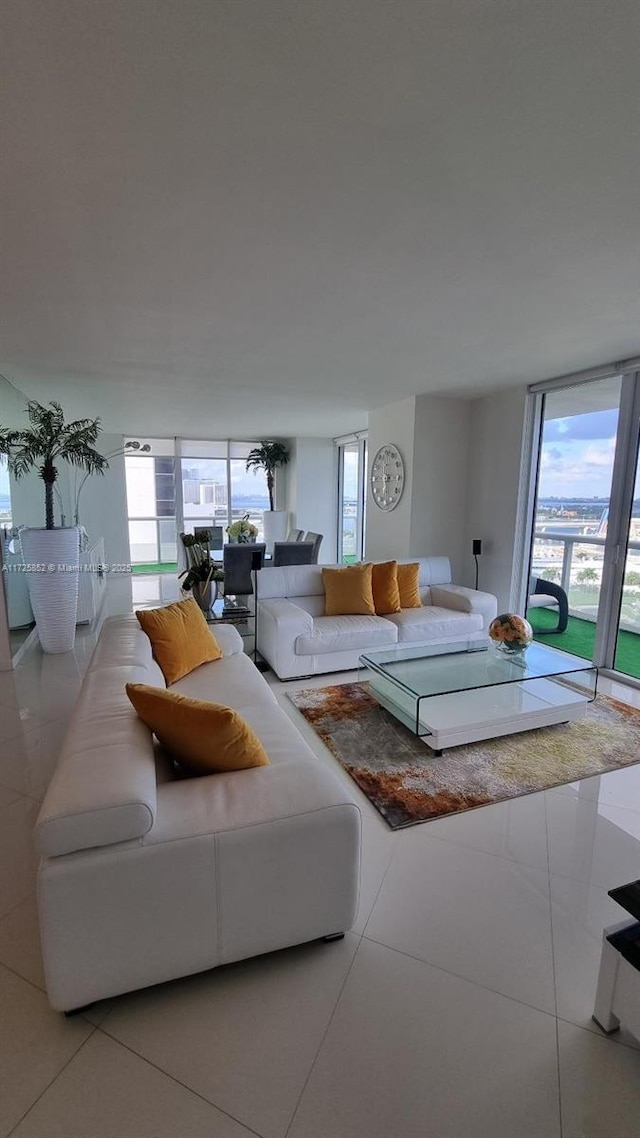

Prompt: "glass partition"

[0,376,35,656]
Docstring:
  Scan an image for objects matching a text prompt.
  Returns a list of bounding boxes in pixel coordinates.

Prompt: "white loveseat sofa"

[34,615,361,1012]
[257,557,498,680]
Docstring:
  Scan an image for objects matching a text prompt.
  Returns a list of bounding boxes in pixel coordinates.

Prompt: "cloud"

[539,437,615,496]
[543,409,618,443]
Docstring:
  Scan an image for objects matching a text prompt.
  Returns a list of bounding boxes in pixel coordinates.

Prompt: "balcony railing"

[129,509,267,566]
[532,529,640,635]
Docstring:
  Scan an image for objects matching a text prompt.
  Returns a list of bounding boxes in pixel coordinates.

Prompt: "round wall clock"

[370,444,405,511]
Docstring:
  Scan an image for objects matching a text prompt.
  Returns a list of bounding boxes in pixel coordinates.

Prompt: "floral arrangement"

[488,612,533,653]
[179,531,224,594]
[226,514,258,542]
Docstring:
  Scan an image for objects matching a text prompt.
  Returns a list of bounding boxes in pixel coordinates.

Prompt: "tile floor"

[1,575,640,1136]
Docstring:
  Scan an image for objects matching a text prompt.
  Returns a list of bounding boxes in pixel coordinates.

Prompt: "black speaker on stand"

[472,539,482,590]
[251,548,269,671]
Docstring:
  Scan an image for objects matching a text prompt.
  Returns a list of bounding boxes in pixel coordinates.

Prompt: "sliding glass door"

[527,371,640,681]
[529,378,621,657]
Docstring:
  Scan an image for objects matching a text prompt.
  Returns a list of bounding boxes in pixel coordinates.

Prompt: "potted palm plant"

[0,400,107,653]
[245,441,290,551]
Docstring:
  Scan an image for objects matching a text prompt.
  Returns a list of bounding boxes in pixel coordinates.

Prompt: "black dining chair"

[194,524,224,554]
[303,531,323,563]
[285,528,304,542]
[223,543,266,599]
[272,541,315,567]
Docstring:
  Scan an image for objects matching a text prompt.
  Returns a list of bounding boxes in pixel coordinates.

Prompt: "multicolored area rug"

[288,682,640,829]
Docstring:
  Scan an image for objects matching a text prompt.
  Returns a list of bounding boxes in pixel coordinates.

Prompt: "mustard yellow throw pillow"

[371,560,401,615]
[397,562,422,609]
[135,599,222,685]
[125,684,270,775]
[322,563,375,616]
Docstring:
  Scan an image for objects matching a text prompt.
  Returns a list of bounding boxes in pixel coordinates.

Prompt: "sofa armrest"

[210,622,244,656]
[148,761,359,845]
[430,584,498,630]
[257,598,314,678]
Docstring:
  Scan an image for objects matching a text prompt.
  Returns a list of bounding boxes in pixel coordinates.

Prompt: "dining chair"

[222,543,266,599]
[272,541,315,567]
[303,532,323,563]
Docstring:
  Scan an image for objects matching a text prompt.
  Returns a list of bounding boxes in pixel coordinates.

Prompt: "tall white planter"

[262,510,288,553]
[20,527,80,654]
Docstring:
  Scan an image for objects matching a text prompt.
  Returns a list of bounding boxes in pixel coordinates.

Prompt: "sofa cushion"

[169,651,278,710]
[136,599,222,684]
[384,607,484,642]
[371,561,401,615]
[322,564,375,616]
[396,563,422,609]
[126,684,270,775]
[296,614,397,656]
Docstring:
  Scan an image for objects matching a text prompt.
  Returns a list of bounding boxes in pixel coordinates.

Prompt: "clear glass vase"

[192,580,218,612]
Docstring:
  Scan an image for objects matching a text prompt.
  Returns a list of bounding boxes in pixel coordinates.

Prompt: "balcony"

[527,530,640,680]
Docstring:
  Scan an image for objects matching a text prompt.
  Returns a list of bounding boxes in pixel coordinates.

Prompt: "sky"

[343,450,359,499]
[539,408,621,498]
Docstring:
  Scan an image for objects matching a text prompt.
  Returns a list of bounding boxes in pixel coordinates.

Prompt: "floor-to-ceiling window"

[336,434,367,564]
[179,440,269,544]
[125,438,271,570]
[527,371,640,681]
[125,439,177,571]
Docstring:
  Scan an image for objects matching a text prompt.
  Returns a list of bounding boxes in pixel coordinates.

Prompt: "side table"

[593,879,640,1041]
[206,599,269,671]
[207,600,253,642]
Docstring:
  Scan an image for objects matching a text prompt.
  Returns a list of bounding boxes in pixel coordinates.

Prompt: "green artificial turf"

[131,561,178,576]
[526,606,640,680]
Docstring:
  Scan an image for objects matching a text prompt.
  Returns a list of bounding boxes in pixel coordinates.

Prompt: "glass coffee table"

[359,638,597,754]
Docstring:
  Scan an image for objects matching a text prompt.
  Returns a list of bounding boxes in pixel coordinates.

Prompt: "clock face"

[370,444,405,511]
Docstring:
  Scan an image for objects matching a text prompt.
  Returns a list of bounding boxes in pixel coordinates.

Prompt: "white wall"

[365,397,416,560]
[365,387,530,605]
[366,394,471,580]
[77,436,130,567]
[286,437,338,563]
[464,386,528,608]
[410,395,471,582]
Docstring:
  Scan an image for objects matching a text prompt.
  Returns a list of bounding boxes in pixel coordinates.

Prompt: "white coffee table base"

[368,675,590,753]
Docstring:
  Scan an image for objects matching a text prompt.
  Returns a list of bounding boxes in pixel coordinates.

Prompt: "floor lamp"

[251,548,268,670]
[472,539,482,590]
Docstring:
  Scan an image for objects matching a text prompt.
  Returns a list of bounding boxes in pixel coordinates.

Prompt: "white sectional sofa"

[35,615,361,1012]
[257,557,498,680]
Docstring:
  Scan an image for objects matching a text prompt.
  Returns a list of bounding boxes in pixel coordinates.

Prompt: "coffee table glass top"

[359,638,596,701]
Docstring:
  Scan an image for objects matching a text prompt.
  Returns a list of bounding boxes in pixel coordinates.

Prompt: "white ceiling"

[1,0,639,438]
